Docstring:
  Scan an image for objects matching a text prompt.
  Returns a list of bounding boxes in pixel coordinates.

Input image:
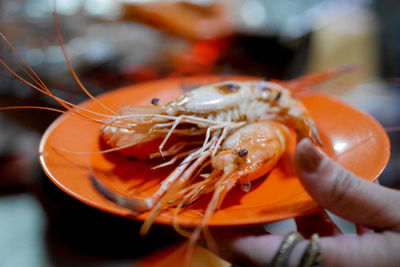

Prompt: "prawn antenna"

[52,3,118,116]
[0,33,48,93]
[0,55,112,122]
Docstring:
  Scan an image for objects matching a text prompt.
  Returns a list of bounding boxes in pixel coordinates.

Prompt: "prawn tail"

[285,113,323,147]
[279,65,358,94]
[298,116,323,147]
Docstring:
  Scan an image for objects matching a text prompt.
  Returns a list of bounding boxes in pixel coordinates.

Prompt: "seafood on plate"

[0,29,351,246]
[98,78,327,240]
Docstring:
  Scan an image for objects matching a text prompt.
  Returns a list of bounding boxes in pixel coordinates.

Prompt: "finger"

[295,210,342,238]
[205,224,268,243]
[199,225,269,259]
[211,234,309,267]
[294,138,400,231]
[321,231,400,266]
[214,234,282,266]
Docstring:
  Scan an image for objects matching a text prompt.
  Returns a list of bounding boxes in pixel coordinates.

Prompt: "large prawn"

[0,21,351,252]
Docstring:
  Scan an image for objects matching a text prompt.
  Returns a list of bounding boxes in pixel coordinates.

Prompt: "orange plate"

[39,76,390,227]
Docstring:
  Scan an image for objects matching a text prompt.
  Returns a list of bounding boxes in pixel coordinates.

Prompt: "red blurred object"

[121,1,233,78]
[170,38,230,76]
[122,1,234,41]
[123,65,160,83]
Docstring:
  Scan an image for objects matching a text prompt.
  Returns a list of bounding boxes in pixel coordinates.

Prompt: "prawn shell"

[165,80,283,114]
[166,81,245,114]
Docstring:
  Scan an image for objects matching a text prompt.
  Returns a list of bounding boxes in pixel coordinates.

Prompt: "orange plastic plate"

[39,76,390,226]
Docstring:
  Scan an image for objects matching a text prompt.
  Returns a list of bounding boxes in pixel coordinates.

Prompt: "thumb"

[294,138,400,231]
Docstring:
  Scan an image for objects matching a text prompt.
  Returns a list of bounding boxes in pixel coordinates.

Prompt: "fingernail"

[296,138,323,173]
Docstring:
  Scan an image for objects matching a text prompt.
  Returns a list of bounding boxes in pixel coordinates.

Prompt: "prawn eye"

[151,98,160,105]
[238,149,248,157]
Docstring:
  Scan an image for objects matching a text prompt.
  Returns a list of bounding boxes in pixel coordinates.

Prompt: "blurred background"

[0,0,400,266]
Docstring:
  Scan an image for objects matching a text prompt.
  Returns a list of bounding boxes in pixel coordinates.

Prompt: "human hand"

[210,138,400,266]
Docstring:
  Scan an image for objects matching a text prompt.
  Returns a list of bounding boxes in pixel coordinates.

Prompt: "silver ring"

[299,233,324,267]
[271,232,305,267]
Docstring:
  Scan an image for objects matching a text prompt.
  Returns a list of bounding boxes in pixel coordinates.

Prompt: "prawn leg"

[158,115,187,156]
[157,115,235,155]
